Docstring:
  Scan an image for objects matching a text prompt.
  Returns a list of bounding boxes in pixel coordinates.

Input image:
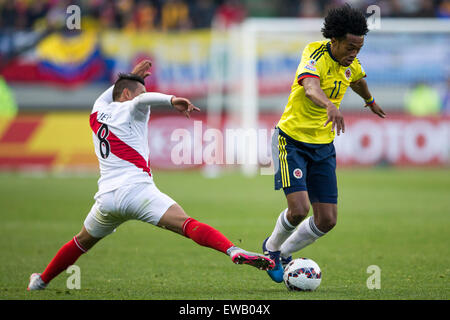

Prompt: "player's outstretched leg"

[182,217,275,271]
[158,204,275,271]
[27,236,87,291]
[27,227,100,290]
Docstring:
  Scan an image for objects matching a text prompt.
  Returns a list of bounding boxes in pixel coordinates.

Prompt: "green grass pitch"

[0,168,449,300]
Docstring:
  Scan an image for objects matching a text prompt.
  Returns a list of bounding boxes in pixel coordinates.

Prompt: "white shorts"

[83,183,176,238]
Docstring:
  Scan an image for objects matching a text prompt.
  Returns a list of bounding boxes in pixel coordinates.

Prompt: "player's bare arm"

[302,77,345,136]
[350,78,386,118]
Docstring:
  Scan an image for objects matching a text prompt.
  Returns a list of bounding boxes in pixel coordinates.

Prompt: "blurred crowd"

[0,0,449,32]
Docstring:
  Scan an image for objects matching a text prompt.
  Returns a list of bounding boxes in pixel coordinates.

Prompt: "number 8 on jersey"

[97,123,110,159]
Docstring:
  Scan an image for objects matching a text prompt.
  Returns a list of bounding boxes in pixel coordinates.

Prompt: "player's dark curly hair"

[113,73,145,101]
[321,4,369,40]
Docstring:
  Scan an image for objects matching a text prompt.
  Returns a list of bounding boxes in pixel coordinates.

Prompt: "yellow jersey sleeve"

[350,58,366,82]
[296,42,328,85]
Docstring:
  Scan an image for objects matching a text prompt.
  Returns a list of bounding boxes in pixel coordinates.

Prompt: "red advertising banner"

[333,114,450,166]
[148,113,450,169]
[0,113,449,171]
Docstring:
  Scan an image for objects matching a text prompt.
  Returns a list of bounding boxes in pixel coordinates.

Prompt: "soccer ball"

[283,258,322,291]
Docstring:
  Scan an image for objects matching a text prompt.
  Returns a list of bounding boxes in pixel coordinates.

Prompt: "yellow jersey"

[277,40,366,144]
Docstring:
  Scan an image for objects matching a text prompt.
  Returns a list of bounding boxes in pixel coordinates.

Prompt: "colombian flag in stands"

[2,32,109,87]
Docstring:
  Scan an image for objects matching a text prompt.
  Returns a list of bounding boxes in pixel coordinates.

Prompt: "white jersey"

[90,86,173,197]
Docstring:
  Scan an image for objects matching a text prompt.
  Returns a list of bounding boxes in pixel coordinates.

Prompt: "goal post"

[239,18,323,176]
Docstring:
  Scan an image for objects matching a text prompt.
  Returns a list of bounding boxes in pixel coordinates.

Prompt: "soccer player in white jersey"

[28,60,274,290]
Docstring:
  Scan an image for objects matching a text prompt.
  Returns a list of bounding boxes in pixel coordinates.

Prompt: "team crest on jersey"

[305,59,317,72]
[345,68,352,80]
[293,168,303,179]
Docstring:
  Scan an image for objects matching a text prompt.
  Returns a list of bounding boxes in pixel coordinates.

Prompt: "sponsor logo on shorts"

[293,168,303,179]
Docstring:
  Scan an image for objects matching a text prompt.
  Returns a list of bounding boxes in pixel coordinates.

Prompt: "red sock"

[40,236,87,284]
[182,218,234,254]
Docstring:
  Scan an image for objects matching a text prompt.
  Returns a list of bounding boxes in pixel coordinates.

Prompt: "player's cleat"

[229,248,275,271]
[262,237,284,283]
[281,255,292,269]
[27,273,47,291]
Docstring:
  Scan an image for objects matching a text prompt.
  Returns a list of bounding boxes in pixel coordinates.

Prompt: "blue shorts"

[273,128,338,204]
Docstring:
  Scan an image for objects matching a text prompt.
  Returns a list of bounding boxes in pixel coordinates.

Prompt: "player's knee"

[76,227,101,251]
[158,203,190,235]
[316,215,337,233]
[288,203,310,225]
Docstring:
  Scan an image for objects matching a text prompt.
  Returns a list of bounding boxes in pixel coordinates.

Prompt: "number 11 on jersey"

[330,80,341,99]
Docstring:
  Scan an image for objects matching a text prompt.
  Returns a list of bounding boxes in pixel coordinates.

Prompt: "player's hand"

[324,104,345,136]
[171,97,200,119]
[131,60,152,79]
[365,101,386,118]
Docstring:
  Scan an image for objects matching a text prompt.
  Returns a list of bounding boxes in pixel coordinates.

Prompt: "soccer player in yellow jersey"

[262,4,386,282]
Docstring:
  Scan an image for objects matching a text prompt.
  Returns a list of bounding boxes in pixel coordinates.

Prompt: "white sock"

[280,216,326,258]
[266,209,297,252]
